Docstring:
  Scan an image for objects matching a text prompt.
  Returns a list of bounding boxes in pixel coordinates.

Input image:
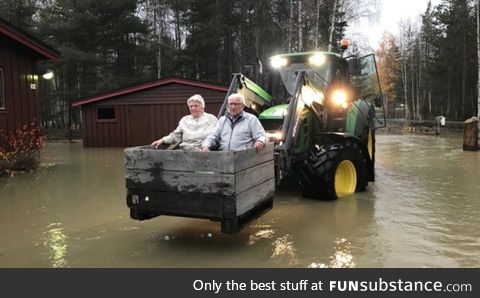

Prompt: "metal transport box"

[124,143,275,234]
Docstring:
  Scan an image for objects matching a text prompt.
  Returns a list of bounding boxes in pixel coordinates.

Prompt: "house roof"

[72,77,229,107]
[0,17,60,60]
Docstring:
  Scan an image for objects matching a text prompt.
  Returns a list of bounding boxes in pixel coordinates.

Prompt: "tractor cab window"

[332,60,350,83]
[279,62,332,96]
[349,54,386,129]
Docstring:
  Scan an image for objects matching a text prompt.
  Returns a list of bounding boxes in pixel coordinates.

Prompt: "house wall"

[81,83,225,147]
[0,35,40,135]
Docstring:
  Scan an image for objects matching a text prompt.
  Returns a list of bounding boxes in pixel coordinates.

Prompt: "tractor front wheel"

[301,140,367,200]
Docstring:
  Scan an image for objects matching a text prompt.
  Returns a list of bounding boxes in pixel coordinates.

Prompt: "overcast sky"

[346,0,442,49]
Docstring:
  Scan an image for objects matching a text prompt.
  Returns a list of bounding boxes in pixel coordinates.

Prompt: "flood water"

[0,133,479,268]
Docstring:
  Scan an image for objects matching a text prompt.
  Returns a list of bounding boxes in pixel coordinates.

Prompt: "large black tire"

[301,139,367,200]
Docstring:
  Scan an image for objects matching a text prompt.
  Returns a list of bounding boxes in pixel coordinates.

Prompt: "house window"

[97,107,116,121]
[0,68,5,109]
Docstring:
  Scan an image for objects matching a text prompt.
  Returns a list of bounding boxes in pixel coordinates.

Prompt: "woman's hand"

[151,138,164,149]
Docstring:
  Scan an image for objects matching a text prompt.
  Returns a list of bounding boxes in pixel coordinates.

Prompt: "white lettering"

[192,280,222,294]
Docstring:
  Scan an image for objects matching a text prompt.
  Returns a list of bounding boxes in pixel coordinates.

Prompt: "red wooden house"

[0,17,60,134]
[72,77,228,147]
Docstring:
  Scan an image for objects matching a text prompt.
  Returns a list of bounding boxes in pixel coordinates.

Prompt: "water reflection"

[308,238,355,268]
[329,238,355,268]
[271,235,298,266]
[248,223,275,245]
[42,223,68,268]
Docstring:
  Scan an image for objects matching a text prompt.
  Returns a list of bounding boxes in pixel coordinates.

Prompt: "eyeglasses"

[228,102,243,106]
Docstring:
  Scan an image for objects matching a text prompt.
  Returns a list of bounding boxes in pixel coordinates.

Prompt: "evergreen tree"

[36,0,149,129]
[0,0,36,31]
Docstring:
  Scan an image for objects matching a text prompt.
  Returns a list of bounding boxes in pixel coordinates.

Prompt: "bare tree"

[341,0,381,23]
[377,32,400,118]
[289,0,294,51]
[314,0,320,49]
[337,0,381,51]
[398,19,419,121]
[143,0,168,79]
[298,0,303,51]
[328,0,338,51]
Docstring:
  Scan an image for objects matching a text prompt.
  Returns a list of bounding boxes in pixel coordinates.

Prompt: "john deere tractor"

[124,45,387,233]
[220,47,386,200]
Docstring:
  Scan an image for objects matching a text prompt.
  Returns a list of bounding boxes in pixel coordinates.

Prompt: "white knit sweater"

[162,112,218,150]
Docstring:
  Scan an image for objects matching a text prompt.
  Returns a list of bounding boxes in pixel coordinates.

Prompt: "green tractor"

[220,48,386,200]
[124,45,387,233]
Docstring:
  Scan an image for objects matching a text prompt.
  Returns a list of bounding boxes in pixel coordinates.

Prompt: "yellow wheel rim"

[367,129,373,160]
[335,160,357,197]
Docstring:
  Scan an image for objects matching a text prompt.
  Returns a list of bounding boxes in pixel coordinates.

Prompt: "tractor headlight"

[331,90,348,108]
[308,53,326,66]
[271,56,288,68]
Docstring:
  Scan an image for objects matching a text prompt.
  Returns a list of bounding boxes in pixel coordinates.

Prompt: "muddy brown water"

[0,133,479,268]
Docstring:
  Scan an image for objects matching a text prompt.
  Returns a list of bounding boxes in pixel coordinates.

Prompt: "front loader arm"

[218,74,241,118]
[218,73,272,118]
[274,71,306,184]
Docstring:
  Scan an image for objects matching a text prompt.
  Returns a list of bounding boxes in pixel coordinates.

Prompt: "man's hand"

[201,146,210,152]
[254,141,264,152]
[151,138,164,149]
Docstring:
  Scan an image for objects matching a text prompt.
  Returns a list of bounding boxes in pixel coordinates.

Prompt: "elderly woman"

[151,94,217,150]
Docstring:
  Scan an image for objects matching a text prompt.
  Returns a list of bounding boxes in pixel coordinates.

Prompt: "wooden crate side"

[232,143,274,172]
[124,147,235,173]
[126,189,229,219]
[124,143,274,173]
[235,178,275,216]
[126,169,235,195]
[234,160,275,194]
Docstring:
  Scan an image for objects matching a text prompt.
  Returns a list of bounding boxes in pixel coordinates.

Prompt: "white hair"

[228,93,246,105]
[187,94,205,108]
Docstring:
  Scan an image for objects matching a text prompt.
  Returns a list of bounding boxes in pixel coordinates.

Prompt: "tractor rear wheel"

[301,140,367,200]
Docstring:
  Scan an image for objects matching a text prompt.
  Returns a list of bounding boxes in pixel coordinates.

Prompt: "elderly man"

[151,94,217,150]
[201,93,267,151]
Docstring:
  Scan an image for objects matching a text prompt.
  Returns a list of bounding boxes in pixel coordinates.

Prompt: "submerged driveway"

[0,133,479,268]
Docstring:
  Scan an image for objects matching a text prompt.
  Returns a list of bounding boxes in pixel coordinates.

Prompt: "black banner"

[0,269,477,298]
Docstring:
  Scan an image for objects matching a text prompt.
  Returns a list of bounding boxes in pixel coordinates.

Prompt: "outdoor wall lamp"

[42,70,54,80]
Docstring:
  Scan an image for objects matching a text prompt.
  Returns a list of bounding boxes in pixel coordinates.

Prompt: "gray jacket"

[202,111,267,150]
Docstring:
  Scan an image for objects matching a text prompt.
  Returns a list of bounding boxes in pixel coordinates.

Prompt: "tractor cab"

[260,52,353,143]
[260,51,385,143]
